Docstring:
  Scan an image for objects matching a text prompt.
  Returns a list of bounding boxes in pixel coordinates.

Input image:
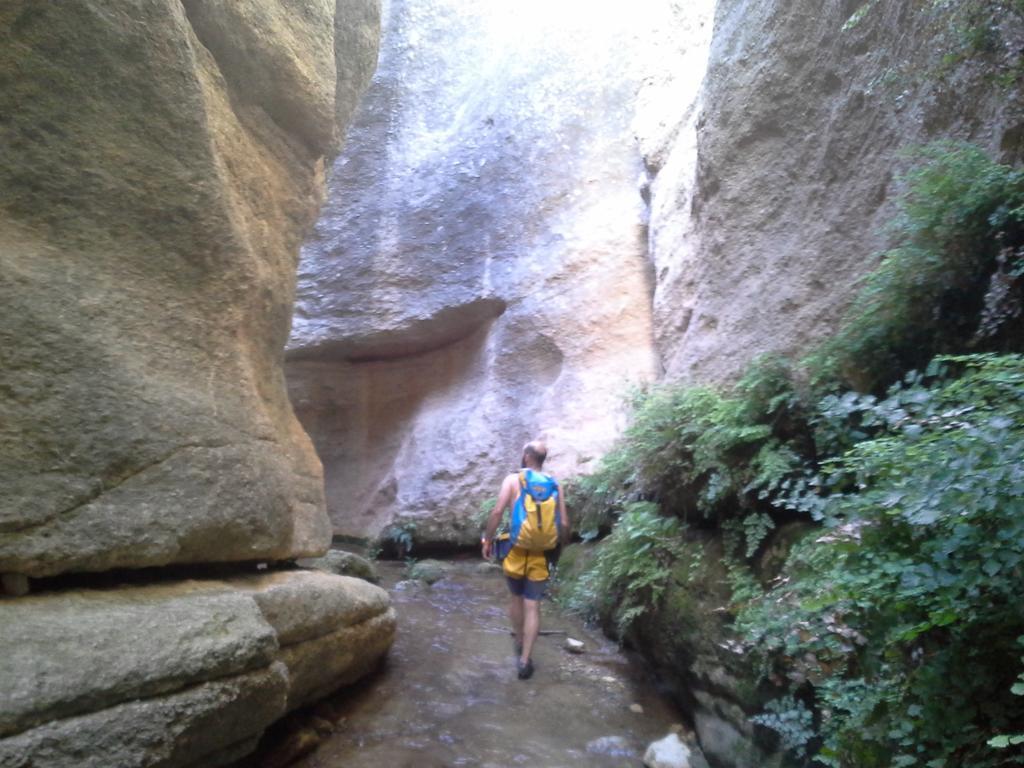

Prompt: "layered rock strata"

[0,572,395,768]
[286,0,676,543]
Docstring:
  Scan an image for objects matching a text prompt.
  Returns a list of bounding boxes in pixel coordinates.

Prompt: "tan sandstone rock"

[0,663,290,768]
[279,608,396,712]
[0,581,277,738]
[0,572,395,768]
[229,570,391,647]
[0,0,380,577]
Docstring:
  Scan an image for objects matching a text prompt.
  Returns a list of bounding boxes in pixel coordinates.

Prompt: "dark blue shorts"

[506,576,547,601]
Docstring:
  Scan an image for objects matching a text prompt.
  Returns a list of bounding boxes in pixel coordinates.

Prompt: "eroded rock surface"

[286,0,678,542]
[647,0,1024,382]
[0,0,379,577]
[0,572,396,768]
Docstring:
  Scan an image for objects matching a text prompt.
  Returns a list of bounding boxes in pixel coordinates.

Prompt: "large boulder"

[0,571,396,768]
[0,0,381,577]
[1,582,278,738]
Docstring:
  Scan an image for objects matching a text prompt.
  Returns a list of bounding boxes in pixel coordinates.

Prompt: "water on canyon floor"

[290,558,687,767]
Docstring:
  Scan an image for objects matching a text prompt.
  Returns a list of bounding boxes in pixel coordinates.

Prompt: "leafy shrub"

[738,354,1024,766]
[577,355,808,544]
[561,502,690,637]
[474,495,498,531]
[751,695,817,759]
[989,643,1024,750]
[567,144,1024,767]
[808,144,1024,393]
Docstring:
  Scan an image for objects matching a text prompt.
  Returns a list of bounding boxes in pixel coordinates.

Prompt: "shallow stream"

[287,558,686,767]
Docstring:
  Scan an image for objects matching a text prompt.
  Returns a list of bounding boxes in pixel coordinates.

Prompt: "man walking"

[481,440,569,679]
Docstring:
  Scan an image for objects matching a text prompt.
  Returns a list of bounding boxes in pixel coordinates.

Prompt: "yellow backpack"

[509,469,560,551]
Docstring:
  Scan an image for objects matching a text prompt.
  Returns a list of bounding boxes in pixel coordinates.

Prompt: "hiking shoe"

[517,658,534,680]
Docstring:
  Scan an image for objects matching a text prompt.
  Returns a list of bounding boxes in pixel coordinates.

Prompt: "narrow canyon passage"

[4,0,1022,766]
[279,560,686,767]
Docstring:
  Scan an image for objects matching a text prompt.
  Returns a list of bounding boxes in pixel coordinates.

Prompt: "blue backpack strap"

[509,471,527,544]
[522,468,557,501]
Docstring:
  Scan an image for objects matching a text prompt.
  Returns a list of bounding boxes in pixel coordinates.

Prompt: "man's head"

[521,440,548,469]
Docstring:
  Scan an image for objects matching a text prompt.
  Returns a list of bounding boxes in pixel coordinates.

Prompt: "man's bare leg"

[521,598,541,664]
[509,594,524,651]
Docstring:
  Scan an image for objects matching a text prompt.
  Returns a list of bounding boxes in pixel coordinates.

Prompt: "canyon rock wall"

[0,0,379,577]
[286,0,706,544]
[0,3,393,766]
[638,2,1023,765]
[649,0,1024,383]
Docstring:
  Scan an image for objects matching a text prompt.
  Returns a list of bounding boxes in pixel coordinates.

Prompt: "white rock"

[643,733,710,768]
[564,637,585,654]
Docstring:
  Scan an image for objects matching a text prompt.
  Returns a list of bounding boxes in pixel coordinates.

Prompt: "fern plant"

[564,502,688,637]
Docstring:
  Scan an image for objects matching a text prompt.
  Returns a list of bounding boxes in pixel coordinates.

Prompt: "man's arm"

[482,474,516,558]
[558,486,570,545]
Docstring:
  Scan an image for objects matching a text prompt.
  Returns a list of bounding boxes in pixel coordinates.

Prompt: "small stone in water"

[629,703,644,714]
[564,637,585,654]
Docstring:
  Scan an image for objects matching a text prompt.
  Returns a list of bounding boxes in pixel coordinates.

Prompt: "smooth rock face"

[234,569,390,646]
[692,707,775,768]
[287,0,674,541]
[0,665,289,768]
[0,572,396,768]
[0,0,380,577]
[647,0,1024,382]
[0,3,393,767]
[278,609,396,711]
[0,582,278,738]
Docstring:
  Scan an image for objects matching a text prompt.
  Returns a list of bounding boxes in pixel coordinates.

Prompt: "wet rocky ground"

[255,558,690,767]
